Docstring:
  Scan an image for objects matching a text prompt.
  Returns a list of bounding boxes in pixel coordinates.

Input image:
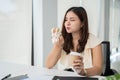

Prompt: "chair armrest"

[111,69,119,74]
[101,69,118,76]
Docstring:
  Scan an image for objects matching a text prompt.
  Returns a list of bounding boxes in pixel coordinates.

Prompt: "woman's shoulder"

[88,33,101,40]
[86,33,102,48]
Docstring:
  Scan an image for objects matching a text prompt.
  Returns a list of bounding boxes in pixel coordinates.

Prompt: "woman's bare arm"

[45,33,64,69]
[85,44,103,76]
[45,44,62,69]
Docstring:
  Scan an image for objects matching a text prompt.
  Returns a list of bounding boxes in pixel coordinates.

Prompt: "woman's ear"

[80,23,84,28]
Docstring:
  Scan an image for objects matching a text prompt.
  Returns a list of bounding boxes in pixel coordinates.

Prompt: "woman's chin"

[66,30,72,33]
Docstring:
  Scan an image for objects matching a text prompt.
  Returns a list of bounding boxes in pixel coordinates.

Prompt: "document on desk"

[27,68,79,80]
[28,75,53,80]
[0,73,10,80]
[28,68,105,80]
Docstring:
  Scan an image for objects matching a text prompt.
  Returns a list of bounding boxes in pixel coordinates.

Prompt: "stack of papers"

[27,68,79,80]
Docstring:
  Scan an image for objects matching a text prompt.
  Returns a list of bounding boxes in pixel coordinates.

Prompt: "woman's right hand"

[51,28,64,48]
[45,28,64,69]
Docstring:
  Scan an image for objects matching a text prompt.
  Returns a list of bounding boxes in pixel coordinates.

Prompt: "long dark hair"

[61,7,89,54]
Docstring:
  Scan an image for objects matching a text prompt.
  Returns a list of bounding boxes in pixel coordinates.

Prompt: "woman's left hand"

[73,58,85,75]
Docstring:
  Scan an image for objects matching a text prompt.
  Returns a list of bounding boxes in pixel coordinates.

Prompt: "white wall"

[81,0,105,40]
[0,0,32,65]
[109,0,120,48]
[42,0,57,67]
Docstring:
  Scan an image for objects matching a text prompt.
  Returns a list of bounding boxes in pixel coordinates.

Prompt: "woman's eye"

[71,20,75,21]
[65,19,75,21]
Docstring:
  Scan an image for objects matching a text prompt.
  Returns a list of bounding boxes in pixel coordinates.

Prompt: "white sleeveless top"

[57,33,102,70]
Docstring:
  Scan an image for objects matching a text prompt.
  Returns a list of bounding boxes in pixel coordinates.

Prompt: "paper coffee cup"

[68,52,83,66]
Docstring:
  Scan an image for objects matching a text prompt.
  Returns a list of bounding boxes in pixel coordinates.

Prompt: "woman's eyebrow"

[70,17,76,19]
[65,17,77,19]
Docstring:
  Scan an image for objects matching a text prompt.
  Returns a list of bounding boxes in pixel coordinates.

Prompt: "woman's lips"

[66,27,71,30]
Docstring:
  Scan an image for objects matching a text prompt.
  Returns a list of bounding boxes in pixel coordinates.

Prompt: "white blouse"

[57,33,102,70]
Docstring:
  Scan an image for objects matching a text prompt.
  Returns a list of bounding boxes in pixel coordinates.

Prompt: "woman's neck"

[71,32,80,52]
[72,32,80,41]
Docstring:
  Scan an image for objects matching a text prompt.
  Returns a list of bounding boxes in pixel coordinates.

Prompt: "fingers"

[73,60,83,67]
[51,28,64,48]
[73,58,83,63]
[72,59,84,74]
[51,27,60,35]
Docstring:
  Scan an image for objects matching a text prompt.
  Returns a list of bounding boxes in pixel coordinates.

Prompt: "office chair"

[101,41,118,76]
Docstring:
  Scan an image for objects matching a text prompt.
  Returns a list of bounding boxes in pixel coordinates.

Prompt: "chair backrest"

[101,41,110,74]
[101,41,115,76]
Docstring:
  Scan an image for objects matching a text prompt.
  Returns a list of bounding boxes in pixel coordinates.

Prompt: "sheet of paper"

[28,75,54,80]
[27,68,80,80]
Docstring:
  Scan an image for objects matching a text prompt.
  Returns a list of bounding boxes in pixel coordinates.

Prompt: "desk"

[0,61,32,79]
[0,61,105,80]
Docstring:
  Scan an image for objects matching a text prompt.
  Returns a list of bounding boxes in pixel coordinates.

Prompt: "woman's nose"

[66,21,71,26]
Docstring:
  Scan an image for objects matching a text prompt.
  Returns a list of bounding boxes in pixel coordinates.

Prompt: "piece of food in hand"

[51,28,56,33]
[56,28,60,33]
[51,27,61,43]
[51,28,60,33]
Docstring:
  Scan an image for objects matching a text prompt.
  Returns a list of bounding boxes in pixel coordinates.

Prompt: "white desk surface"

[0,61,105,80]
[0,61,31,79]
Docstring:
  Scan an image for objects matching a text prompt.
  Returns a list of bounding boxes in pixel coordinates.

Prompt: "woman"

[45,7,103,76]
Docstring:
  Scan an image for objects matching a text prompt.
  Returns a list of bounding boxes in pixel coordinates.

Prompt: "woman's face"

[64,11,82,34]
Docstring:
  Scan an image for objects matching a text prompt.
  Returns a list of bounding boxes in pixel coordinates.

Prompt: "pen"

[1,74,11,80]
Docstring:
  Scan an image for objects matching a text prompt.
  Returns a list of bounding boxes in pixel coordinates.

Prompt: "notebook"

[5,74,28,80]
[52,76,98,80]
